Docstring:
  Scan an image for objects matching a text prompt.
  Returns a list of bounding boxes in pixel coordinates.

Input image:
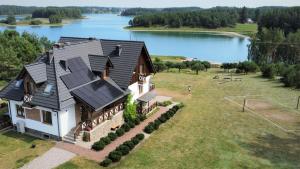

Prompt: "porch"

[137,90,158,115]
[73,101,125,141]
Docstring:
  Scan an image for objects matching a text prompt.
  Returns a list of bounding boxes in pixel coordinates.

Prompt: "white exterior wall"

[58,104,76,137]
[9,100,59,136]
[128,75,151,101]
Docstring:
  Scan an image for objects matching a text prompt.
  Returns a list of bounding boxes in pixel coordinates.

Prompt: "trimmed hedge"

[100,159,112,167]
[116,128,125,136]
[108,132,118,141]
[143,103,183,135]
[128,121,135,128]
[91,140,105,151]
[102,133,145,167]
[108,150,122,162]
[100,137,111,145]
[121,123,130,132]
[135,133,145,141]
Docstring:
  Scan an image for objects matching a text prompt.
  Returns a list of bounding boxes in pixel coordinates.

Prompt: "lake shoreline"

[124,24,257,38]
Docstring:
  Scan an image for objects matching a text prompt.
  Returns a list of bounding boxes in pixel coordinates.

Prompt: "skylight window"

[44,84,53,94]
[15,80,23,88]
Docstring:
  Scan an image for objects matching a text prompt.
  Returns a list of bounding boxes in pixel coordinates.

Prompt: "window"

[15,80,23,88]
[44,84,53,95]
[16,105,25,118]
[138,84,143,94]
[42,110,52,125]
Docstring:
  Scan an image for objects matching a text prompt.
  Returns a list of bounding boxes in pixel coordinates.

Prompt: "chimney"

[116,45,122,56]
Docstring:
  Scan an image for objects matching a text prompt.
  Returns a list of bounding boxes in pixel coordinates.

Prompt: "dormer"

[89,55,113,79]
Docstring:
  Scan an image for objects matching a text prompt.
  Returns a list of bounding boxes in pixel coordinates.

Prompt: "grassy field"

[57,68,300,169]
[151,55,186,62]
[126,23,258,37]
[0,131,54,169]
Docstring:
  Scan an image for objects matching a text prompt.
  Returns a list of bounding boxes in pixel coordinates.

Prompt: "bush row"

[91,114,146,151]
[100,133,145,167]
[144,103,184,134]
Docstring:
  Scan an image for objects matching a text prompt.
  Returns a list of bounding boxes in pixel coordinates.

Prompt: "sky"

[0,0,299,8]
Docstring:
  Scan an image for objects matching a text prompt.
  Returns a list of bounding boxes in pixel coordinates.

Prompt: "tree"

[123,94,137,122]
[191,63,205,74]
[175,62,186,73]
[49,15,62,24]
[165,61,174,71]
[201,61,211,71]
[6,14,16,25]
[240,7,248,23]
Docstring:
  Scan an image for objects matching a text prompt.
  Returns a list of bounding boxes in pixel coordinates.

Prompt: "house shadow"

[2,130,38,143]
[239,133,300,168]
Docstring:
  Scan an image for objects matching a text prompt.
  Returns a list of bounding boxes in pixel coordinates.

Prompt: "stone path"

[21,147,76,169]
[56,106,169,162]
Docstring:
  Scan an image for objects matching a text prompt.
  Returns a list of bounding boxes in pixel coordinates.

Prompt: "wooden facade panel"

[130,48,152,84]
[25,108,41,122]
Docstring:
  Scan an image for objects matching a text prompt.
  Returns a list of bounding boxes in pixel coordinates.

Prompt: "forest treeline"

[32,7,82,19]
[0,5,121,15]
[246,7,300,88]
[126,7,285,28]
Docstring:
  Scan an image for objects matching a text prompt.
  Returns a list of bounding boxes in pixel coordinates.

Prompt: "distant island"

[122,6,295,37]
[0,6,121,26]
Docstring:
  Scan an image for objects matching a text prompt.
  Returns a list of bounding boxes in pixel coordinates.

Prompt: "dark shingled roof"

[25,63,47,84]
[71,80,125,111]
[137,91,157,102]
[0,37,154,111]
[0,80,24,101]
[89,55,113,72]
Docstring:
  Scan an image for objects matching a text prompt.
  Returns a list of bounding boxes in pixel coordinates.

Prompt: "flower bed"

[100,133,145,167]
[91,114,146,151]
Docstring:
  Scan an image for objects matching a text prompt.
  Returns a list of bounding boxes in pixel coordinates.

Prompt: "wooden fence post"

[243,99,246,112]
[297,96,300,110]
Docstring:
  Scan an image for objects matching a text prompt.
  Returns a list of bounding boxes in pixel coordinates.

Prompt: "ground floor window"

[16,105,25,118]
[42,110,52,125]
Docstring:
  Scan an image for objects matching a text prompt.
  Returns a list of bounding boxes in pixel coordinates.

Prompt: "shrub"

[162,113,170,120]
[108,132,118,141]
[108,150,122,162]
[116,128,125,136]
[138,114,147,121]
[123,140,135,150]
[0,102,7,108]
[134,118,140,125]
[123,94,137,122]
[177,103,184,109]
[116,145,130,155]
[135,133,145,140]
[158,116,167,123]
[100,158,112,167]
[91,141,105,151]
[30,20,42,25]
[261,64,276,79]
[128,121,135,128]
[158,100,172,107]
[154,119,161,130]
[168,110,175,116]
[131,137,140,145]
[82,132,89,142]
[121,123,130,132]
[100,137,111,145]
[144,123,155,134]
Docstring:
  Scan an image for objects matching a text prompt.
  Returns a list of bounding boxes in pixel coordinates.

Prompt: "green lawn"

[58,69,300,169]
[0,131,54,169]
[151,55,186,62]
[126,24,258,37]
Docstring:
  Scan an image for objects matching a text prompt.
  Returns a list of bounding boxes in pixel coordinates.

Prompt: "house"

[0,37,156,143]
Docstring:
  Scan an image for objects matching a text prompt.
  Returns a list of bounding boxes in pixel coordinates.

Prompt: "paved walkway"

[56,106,169,161]
[21,147,76,169]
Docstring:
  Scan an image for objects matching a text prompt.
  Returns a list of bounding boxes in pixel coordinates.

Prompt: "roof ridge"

[100,39,145,43]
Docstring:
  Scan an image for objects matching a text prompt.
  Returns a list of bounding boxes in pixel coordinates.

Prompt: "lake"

[0,14,250,63]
